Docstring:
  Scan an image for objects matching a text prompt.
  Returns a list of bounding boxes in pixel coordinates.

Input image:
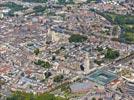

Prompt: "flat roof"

[70,81,95,92]
[87,69,118,86]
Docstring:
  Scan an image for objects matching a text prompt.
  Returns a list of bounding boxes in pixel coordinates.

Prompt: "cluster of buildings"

[0,0,134,100]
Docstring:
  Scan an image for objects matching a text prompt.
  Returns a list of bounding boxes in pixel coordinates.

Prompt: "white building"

[83,52,91,74]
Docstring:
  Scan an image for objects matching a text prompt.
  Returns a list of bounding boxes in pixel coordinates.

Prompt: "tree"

[58,0,66,4]
[34,48,40,55]
[22,0,48,3]
[54,75,64,82]
[112,25,120,36]
[6,91,67,100]
[114,16,125,24]
[67,0,74,4]
[97,46,103,52]
[124,32,134,43]
[34,60,51,68]
[45,71,52,78]
[69,34,87,43]
[105,48,120,59]
[92,97,96,100]
[33,5,46,12]
[87,0,96,3]
[94,60,103,66]
[58,0,74,4]
[1,2,25,11]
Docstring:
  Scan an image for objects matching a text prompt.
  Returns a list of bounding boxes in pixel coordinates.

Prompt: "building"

[86,69,118,86]
[83,52,95,74]
[70,81,95,93]
[46,28,69,43]
[84,52,91,74]
[0,13,4,19]
[97,0,125,3]
[74,0,87,3]
[125,0,134,3]
[46,28,61,43]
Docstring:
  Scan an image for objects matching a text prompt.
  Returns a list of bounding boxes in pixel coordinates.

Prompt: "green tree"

[94,60,103,66]
[33,5,46,12]
[105,48,120,59]
[45,72,52,78]
[87,0,96,3]
[112,25,120,36]
[54,75,64,82]
[6,92,67,100]
[67,0,74,4]
[34,60,51,68]
[58,0,74,4]
[92,97,96,100]
[69,34,87,43]
[22,0,48,3]
[97,46,103,52]
[124,32,134,43]
[58,0,66,4]
[114,16,125,24]
[34,48,40,55]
